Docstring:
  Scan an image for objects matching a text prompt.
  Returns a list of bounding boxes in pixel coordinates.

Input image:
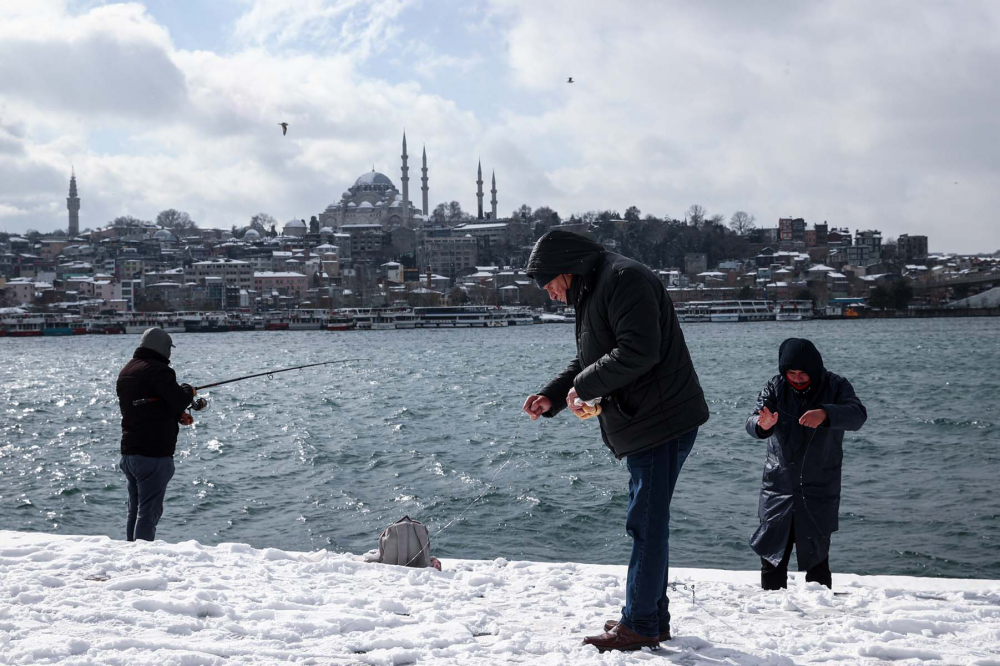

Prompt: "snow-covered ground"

[1,531,998,665]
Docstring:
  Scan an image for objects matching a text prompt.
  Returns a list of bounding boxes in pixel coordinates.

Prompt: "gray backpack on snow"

[378,516,431,568]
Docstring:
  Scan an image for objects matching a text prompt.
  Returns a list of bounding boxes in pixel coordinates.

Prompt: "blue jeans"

[119,454,175,541]
[620,428,697,637]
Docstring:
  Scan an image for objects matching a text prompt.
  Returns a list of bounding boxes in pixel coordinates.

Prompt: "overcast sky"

[1,0,998,253]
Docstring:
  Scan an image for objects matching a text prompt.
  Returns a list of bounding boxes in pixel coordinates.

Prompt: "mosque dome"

[284,219,307,229]
[359,201,373,208]
[319,226,334,234]
[153,229,175,241]
[354,171,394,188]
[243,228,261,240]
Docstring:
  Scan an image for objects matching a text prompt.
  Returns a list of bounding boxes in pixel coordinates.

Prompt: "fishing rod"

[131,358,369,408]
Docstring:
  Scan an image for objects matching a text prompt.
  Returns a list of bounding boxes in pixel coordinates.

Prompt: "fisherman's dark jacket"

[528,230,710,459]
[117,347,194,457]
[745,339,868,569]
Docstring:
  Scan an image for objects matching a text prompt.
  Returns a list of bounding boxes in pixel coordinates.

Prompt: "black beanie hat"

[530,272,560,289]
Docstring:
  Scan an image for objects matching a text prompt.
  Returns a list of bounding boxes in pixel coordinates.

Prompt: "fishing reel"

[191,397,208,411]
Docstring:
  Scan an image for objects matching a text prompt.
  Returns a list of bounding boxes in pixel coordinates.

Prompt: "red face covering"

[786,371,811,391]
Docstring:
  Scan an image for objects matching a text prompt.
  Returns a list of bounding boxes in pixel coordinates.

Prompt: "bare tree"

[729,211,756,236]
[686,204,706,227]
[156,209,197,230]
[249,213,277,233]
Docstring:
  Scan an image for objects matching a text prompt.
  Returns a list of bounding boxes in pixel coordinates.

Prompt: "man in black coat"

[746,338,867,589]
[116,328,195,541]
[522,230,709,652]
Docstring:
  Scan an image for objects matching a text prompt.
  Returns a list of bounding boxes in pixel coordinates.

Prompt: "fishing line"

[669,581,760,653]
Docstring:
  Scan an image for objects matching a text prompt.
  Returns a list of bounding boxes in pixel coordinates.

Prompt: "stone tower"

[476,160,484,220]
[421,145,429,216]
[490,171,497,220]
[400,132,410,224]
[67,169,80,237]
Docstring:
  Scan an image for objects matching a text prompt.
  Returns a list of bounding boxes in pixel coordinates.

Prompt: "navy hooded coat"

[745,339,867,570]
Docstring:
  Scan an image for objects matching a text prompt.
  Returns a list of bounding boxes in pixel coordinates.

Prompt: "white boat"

[413,306,506,328]
[775,300,814,321]
[502,308,535,326]
[675,302,712,323]
[288,310,327,330]
[123,314,185,334]
[708,301,773,322]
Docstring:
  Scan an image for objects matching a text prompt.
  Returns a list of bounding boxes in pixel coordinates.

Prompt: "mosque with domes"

[315,132,500,233]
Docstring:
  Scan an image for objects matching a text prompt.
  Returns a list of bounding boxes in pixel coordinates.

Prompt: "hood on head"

[778,338,825,384]
[138,327,174,361]
[525,230,606,285]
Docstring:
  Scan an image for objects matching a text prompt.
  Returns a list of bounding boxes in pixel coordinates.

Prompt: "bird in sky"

[279,122,289,136]
[567,77,574,83]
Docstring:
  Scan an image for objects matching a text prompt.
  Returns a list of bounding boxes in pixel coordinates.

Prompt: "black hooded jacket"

[117,347,194,457]
[527,230,710,458]
[745,338,868,569]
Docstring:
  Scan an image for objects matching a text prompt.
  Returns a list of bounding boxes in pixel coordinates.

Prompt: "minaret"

[421,145,429,216]
[476,160,484,220]
[67,169,80,237]
[490,170,498,220]
[400,132,410,224]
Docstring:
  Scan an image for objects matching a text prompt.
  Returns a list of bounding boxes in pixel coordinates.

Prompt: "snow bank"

[1,530,998,665]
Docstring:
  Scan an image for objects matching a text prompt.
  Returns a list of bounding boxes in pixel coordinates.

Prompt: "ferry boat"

[2,314,44,337]
[775,300,815,321]
[226,312,260,332]
[123,314,185,334]
[708,301,773,323]
[183,312,230,333]
[412,306,507,328]
[264,313,290,331]
[87,317,125,334]
[675,301,773,323]
[502,308,535,326]
[675,302,713,323]
[327,312,356,331]
[41,314,87,336]
[375,310,418,330]
[288,310,327,331]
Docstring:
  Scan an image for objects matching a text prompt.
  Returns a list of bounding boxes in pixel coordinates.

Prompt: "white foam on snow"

[1,530,998,665]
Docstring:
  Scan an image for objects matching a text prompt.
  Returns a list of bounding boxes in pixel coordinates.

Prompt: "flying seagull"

[567,77,574,83]
[279,122,289,136]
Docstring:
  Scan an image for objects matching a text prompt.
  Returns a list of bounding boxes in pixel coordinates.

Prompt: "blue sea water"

[1,318,997,578]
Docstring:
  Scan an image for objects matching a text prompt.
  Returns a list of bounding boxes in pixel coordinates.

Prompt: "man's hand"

[566,387,587,417]
[523,394,552,421]
[757,406,778,431]
[799,408,827,429]
[178,412,194,426]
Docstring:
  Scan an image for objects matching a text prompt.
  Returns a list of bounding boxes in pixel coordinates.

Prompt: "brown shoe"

[603,620,670,642]
[583,622,659,652]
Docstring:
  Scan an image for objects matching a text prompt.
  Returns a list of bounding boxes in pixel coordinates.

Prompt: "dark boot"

[583,623,659,652]
[805,558,832,589]
[603,620,670,642]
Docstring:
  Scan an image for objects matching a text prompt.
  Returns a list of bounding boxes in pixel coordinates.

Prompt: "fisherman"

[522,230,709,652]
[746,338,867,590]
[116,328,195,541]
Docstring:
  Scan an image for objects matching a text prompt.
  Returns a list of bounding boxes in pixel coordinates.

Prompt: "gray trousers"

[119,454,175,541]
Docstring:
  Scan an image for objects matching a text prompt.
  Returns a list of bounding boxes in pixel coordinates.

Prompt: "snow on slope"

[1,530,998,665]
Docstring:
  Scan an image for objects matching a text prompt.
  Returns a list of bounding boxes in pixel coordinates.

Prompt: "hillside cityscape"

[2,135,999,321]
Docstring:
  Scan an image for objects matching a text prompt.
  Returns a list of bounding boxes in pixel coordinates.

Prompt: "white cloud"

[0,0,998,253]
[231,0,413,59]
[487,0,1000,251]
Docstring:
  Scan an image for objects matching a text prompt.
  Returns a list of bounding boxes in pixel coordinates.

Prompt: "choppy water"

[1,319,998,578]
